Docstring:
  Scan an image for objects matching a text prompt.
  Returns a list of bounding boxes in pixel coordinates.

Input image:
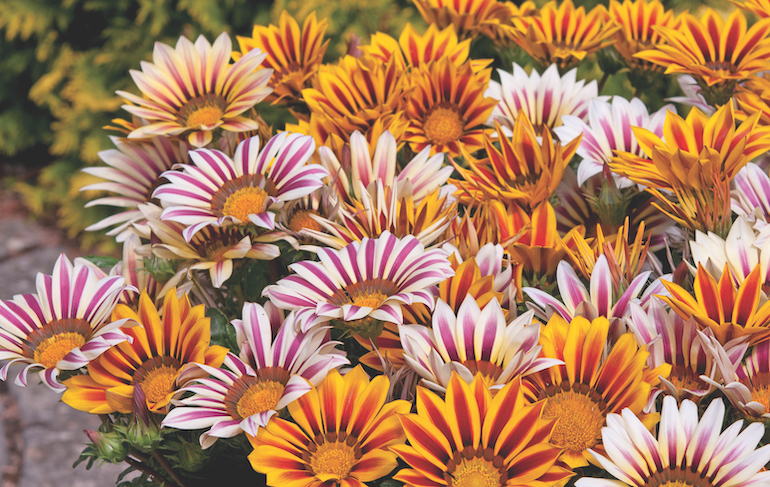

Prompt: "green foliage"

[0,0,273,248]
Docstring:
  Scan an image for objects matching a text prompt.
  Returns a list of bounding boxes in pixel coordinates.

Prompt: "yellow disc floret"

[543,391,605,453]
[222,186,269,223]
[139,364,180,404]
[311,442,357,480]
[424,106,464,145]
[34,332,86,369]
[450,457,501,487]
[236,380,285,418]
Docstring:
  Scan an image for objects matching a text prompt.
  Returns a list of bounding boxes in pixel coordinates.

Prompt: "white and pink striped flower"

[626,301,747,411]
[732,162,770,248]
[264,231,455,332]
[554,96,672,187]
[576,396,770,487]
[154,132,327,241]
[523,255,665,328]
[485,63,603,132]
[118,32,273,147]
[399,298,561,392]
[162,303,347,447]
[318,130,453,204]
[82,135,189,242]
[0,255,132,391]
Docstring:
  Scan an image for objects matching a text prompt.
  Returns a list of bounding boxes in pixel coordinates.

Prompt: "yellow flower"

[609,0,680,72]
[610,103,770,234]
[453,115,581,210]
[411,0,536,41]
[404,58,497,157]
[736,74,770,126]
[733,0,770,19]
[392,374,572,487]
[636,9,770,104]
[62,291,227,414]
[235,11,329,105]
[299,55,410,148]
[361,23,471,72]
[248,366,410,487]
[525,315,669,468]
[659,264,770,346]
[506,0,620,70]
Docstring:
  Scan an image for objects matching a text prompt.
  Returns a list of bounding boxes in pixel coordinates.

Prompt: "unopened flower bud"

[83,429,127,463]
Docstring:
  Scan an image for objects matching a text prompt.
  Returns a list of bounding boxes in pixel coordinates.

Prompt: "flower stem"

[153,450,187,487]
[124,456,176,487]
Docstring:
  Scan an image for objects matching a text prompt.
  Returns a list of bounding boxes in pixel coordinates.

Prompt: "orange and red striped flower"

[609,0,680,72]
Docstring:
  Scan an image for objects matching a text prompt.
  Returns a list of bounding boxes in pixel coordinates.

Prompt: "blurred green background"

[0,0,729,251]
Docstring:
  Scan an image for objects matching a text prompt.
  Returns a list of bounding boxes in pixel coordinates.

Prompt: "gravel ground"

[0,198,126,487]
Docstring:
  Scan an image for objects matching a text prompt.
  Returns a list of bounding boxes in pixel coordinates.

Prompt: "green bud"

[83,429,128,464]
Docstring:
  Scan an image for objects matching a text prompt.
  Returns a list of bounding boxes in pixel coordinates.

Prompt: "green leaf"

[207,306,237,353]
[82,255,120,268]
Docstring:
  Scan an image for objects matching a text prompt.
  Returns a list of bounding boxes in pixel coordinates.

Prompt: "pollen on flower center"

[185,104,224,128]
[310,442,357,480]
[352,291,388,309]
[222,186,269,223]
[424,106,464,145]
[450,457,501,487]
[139,364,180,404]
[750,384,770,413]
[236,380,285,418]
[33,332,86,369]
[543,391,605,453]
[288,209,323,233]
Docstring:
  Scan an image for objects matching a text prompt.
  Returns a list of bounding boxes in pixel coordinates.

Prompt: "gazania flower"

[704,339,770,420]
[81,135,188,241]
[453,115,580,210]
[689,216,770,286]
[524,255,658,334]
[660,264,770,346]
[358,243,513,371]
[318,130,452,205]
[162,304,348,447]
[404,58,497,157]
[554,96,672,188]
[667,75,713,114]
[264,231,454,335]
[154,133,326,240]
[610,104,770,234]
[609,0,680,72]
[734,0,770,18]
[274,186,339,247]
[118,32,273,147]
[526,314,670,468]
[411,0,536,41]
[732,163,770,242]
[576,396,770,487]
[234,11,329,105]
[636,9,770,104]
[0,255,129,391]
[627,301,747,409]
[392,373,573,487]
[62,291,227,414]
[400,298,560,392]
[140,203,280,288]
[362,23,471,72]
[507,0,620,70]
[248,366,410,487]
[306,184,456,250]
[736,75,770,127]
[300,55,410,147]
[486,63,601,133]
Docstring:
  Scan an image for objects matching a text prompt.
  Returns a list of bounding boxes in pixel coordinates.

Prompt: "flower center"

[310,442,357,481]
[222,186,269,223]
[450,457,501,487]
[33,332,86,369]
[542,391,605,453]
[424,106,464,145]
[750,384,770,413]
[288,209,323,233]
[236,380,285,418]
[667,366,707,394]
[352,291,388,309]
[138,364,179,404]
[180,95,226,128]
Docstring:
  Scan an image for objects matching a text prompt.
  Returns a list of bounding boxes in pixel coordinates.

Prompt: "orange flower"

[453,114,580,210]
[507,0,620,70]
[235,12,329,105]
[361,23,471,72]
[636,9,770,104]
[609,0,681,72]
[733,0,770,18]
[411,0,536,41]
[404,58,497,157]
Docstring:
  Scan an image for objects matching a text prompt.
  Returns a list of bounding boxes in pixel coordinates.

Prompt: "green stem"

[598,72,610,94]
[124,456,173,487]
[153,451,187,487]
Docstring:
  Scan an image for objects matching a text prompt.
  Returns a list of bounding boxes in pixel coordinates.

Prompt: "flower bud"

[83,429,127,463]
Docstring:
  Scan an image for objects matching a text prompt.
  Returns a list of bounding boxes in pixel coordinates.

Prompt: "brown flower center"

[543,391,605,453]
[34,332,86,369]
[424,105,464,145]
[180,94,226,128]
[24,318,93,369]
[288,209,323,233]
[134,356,181,407]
